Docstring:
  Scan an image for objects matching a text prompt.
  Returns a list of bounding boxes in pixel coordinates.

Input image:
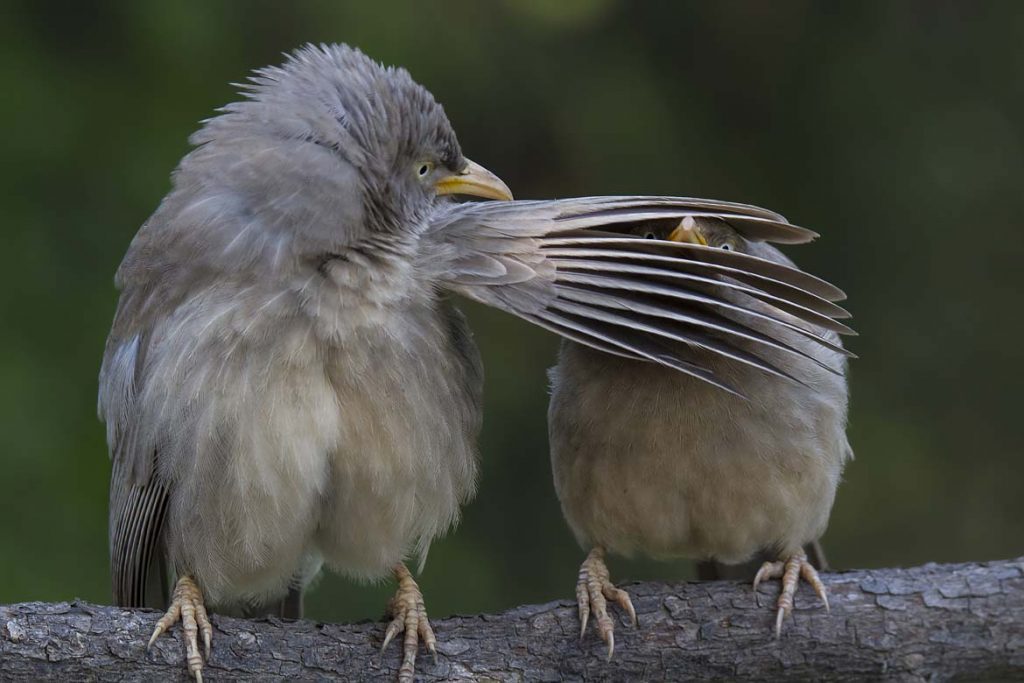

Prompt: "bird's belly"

[314,327,479,579]
[551,359,844,564]
[164,327,341,608]
[160,285,480,604]
[575,435,836,563]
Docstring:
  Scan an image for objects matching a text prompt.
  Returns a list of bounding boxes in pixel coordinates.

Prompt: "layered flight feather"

[430,196,852,395]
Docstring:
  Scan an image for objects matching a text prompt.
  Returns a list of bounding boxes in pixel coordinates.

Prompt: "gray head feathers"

[201,44,462,177]
[167,43,466,251]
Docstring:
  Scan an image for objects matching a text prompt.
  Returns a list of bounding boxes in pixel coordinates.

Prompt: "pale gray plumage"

[99,43,850,679]
[548,217,853,654]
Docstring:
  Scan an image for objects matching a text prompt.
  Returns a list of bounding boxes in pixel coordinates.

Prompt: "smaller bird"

[548,214,854,657]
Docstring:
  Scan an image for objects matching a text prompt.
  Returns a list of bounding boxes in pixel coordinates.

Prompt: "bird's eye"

[643,232,657,239]
[416,162,434,178]
[720,242,733,251]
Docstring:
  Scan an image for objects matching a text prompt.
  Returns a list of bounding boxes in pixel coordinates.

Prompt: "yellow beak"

[667,216,708,245]
[434,158,513,201]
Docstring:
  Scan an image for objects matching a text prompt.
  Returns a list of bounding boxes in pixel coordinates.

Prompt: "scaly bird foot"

[753,550,829,637]
[381,563,436,683]
[148,575,213,682]
[576,547,637,660]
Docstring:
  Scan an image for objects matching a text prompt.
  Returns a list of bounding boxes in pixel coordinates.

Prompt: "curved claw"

[754,551,831,638]
[382,564,436,683]
[575,547,635,660]
[576,564,592,639]
[148,576,211,682]
[753,560,784,594]
[418,608,438,666]
[774,607,786,639]
[605,584,638,627]
[147,600,179,649]
[801,561,830,612]
[381,618,402,654]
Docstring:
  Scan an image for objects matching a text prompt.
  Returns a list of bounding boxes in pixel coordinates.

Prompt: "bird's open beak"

[667,216,708,245]
[434,159,513,201]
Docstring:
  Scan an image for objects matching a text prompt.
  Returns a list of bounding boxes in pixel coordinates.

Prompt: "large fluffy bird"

[99,44,849,680]
[548,215,853,657]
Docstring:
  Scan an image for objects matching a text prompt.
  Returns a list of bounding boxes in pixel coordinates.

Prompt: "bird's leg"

[148,575,213,682]
[753,550,830,637]
[575,546,637,660]
[381,563,436,683]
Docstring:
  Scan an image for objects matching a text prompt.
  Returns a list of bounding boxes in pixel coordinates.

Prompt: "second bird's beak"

[667,216,708,245]
[435,159,513,201]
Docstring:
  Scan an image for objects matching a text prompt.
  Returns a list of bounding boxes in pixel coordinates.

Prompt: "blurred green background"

[2,0,1023,625]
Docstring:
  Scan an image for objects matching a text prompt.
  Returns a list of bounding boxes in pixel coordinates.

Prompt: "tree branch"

[2,557,1023,681]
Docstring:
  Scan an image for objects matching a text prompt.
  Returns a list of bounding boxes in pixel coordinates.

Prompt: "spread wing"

[429,196,852,396]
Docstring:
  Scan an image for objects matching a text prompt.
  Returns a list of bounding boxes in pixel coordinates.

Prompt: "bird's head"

[633,216,745,252]
[172,44,511,267]
[631,215,791,265]
[666,216,743,252]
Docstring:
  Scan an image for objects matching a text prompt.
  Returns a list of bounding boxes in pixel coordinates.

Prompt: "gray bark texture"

[2,557,1023,681]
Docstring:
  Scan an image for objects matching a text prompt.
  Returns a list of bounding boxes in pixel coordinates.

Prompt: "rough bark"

[2,557,1022,681]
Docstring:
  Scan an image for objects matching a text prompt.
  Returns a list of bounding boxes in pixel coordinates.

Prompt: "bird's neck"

[295,234,436,344]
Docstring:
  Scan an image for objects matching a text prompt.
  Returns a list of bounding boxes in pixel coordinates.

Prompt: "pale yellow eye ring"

[416,161,434,178]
